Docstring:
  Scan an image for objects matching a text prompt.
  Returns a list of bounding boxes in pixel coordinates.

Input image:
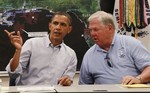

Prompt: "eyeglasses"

[104,53,113,67]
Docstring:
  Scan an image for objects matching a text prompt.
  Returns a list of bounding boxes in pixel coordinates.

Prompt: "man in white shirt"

[5,12,77,86]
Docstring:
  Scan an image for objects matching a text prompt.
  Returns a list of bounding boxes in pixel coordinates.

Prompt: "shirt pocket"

[116,47,135,68]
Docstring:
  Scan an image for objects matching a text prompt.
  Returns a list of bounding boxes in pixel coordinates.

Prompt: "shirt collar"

[45,35,62,48]
[111,31,117,46]
[97,31,117,52]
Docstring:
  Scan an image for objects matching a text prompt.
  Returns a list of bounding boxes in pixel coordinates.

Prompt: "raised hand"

[4,30,23,50]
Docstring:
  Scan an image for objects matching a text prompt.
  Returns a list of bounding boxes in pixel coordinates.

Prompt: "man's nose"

[90,30,95,35]
[56,24,61,29]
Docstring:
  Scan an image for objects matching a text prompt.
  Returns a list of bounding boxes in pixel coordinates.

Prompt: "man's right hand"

[4,30,23,71]
[4,30,23,50]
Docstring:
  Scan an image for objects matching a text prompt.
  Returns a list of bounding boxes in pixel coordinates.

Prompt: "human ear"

[67,26,72,34]
[48,23,52,31]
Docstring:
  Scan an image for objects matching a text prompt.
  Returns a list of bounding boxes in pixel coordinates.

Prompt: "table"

[54,84,150,92]
[1,84,150,93]
[0,85,56,93]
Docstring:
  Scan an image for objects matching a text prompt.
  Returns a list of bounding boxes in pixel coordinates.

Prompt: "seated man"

[79,11,150,85]
[5,12,77,86]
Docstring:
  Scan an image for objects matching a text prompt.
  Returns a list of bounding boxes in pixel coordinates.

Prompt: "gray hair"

[88,11,115,29]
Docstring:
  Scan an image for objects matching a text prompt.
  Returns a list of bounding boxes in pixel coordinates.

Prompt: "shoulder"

[118,34,141,46]
[24,37,46,44]
[84,44,97,57]
[118,34,138,41]
[62,43,76,55]
[23,37,47,49]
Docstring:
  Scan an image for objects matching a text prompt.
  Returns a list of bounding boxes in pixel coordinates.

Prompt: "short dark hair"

[50,12,72,26]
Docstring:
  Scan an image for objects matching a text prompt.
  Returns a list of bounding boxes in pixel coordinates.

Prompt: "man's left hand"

[122,76,142,85]
[58,75,72,86]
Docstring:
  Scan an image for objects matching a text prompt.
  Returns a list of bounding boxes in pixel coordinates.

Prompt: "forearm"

[10,49,21,72]
[138,66,150,83]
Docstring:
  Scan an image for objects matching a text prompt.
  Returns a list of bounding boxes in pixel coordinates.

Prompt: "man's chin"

[54,37,63,41]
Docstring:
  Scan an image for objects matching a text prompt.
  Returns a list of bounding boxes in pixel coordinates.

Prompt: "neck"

[101,36,114,51]
[102,44,111,51]
[52,41,62,46]
[50,38,62,46]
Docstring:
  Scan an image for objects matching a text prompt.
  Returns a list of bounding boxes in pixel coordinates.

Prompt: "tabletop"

[1,84,150,93]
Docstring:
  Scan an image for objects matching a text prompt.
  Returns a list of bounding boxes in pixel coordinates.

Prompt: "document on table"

[17,86,54,92]
[122,84,150,88]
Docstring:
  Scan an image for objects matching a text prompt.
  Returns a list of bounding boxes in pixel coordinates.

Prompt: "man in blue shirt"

[79,11,150,85]
[5,12,77,86]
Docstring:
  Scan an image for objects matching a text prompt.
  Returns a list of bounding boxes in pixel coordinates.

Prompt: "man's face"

[88,19,110,46]
[49,15,72,41]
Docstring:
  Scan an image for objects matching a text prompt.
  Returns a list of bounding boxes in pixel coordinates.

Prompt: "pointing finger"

[4,30,10,35]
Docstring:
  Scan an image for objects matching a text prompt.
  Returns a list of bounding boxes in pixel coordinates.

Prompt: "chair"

[9,76,16,86]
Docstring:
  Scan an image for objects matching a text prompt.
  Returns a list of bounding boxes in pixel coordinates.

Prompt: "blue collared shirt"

[6,35,77,86]
[79,32,150,84]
